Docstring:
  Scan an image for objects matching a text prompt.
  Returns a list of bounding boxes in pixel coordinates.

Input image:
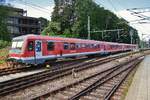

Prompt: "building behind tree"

[6,6,41,38]
[0,1,43,38]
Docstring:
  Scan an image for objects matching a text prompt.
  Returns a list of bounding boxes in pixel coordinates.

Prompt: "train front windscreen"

[10,40,24,54]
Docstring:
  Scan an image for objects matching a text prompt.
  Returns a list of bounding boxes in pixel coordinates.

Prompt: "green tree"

[52,0,76,34]
[39,17,49,32]
[45,0,139,44]
[42,21,61,36]
[0,6,11,41]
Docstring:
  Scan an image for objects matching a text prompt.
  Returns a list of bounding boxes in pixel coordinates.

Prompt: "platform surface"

[125,55,150,100]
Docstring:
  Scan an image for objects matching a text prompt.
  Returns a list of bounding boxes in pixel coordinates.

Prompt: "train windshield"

[10,40,24,54]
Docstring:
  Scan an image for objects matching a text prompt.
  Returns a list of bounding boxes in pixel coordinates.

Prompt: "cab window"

[28,41,34,51]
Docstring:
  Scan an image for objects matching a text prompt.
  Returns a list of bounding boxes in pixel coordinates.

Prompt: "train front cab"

[25,39,47,65]
[9,38,47,65]
[9,39,25,63]
[25,39,59,65]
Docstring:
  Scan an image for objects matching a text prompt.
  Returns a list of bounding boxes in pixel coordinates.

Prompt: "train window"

[111,45,117,48]
[79,44,82,48]
[75,43,80,49]
[87,44,90,48]
[85,44,89,48]
[70,43,75,50]
[64,42,69,50]
[111,45,115,48]
[28,41,34,51]
[91,44,94,48]
[47,42,54,51]
[94,44,97,48]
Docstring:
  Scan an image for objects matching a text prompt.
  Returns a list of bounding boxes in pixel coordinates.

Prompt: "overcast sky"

[7,0,150,40]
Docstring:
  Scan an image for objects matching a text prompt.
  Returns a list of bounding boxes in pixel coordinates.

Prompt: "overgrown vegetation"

[0,40,10,48]
[0,5,11,49]
[42,0,139,44]
[0,47,9,65]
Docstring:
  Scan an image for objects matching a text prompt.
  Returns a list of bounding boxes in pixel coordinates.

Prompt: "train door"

[35,40,42,62]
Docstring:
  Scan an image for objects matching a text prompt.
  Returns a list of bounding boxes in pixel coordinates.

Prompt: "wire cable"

[10,0,53,14]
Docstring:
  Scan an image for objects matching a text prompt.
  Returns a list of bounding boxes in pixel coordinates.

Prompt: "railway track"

[0,52,131,97]
[0,65,45,76]
[0,57,90,77]
[33,56,143,100]
[0,51,136,77]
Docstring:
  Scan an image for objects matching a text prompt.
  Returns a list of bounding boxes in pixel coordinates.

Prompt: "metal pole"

[88,16,90,39]
[142,34,144,48]
[102,31,104,40]
[117,30,120,40]
[39,21,41,34]
[149,39,150,48]
[130,29,133,44]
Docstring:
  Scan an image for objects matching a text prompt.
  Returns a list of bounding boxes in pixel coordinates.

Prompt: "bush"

[0,47,9,65]
[0,40,10,49]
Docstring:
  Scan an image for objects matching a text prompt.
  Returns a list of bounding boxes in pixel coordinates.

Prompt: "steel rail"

[0,54,121,96]
[103,59,142,100]
[32,55,144,100]
[69,57,143,100]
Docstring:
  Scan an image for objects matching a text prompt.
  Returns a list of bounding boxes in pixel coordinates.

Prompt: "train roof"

[12,34,136,46]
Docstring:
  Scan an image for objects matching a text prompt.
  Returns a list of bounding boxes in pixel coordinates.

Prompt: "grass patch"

[0,47,9,65]
[0,60,5,64]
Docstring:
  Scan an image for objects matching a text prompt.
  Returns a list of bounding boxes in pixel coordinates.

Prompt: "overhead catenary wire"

[127,8,150,24]
[20,0,51,12]
[107,0,118,12]
[10,0,53,14]
[105,0,150,25]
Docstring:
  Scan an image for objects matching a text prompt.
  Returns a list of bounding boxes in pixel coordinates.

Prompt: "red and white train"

[9,34,137,65]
